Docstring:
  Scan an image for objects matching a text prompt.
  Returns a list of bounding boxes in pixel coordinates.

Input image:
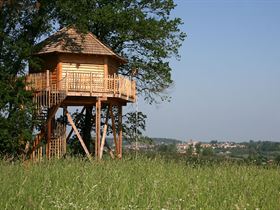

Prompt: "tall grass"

[0,156,279,209]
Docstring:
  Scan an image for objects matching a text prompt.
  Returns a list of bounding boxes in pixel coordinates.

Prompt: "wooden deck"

[26,71,136,106]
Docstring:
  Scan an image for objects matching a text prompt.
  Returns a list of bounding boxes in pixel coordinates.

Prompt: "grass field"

[0,156,280,209]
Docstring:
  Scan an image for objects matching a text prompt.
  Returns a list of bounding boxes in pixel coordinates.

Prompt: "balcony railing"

[26,71,136,102]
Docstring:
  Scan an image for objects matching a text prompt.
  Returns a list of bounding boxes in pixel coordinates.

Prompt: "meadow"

[0,156,279,210]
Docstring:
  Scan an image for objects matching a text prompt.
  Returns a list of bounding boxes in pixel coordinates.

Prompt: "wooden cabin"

[26,27,136,160]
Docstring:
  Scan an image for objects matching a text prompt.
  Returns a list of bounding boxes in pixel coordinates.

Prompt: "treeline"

[243,140,280,152]
[124,140,280,166]
[152,138,182,145]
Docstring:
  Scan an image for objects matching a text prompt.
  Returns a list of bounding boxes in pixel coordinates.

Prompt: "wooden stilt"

[118,105,123,159]
[47,119,51,159]
[95,98,101,159]
[109,105,119,155]
[66,111,92,161]
[100,106,110,159]
[62,107,67,156]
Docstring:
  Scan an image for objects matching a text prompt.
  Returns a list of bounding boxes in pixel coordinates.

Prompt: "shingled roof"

[36,27,126,63]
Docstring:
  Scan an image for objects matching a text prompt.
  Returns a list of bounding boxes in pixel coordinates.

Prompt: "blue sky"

[136,0,280,141]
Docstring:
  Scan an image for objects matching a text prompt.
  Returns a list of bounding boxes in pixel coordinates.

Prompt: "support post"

[63,106,67,155]
[46,70,50,89]
[46,70,50,107]
[104,57,108,94]
[100,105,110,159]
[46,112,52,159]
[113,74,116,95]
[118,105,123,159]
[95,98,101,159]
[65,71,68,94]
[90,72,92,96]
[109,105,118,155]
[57,62,62,90]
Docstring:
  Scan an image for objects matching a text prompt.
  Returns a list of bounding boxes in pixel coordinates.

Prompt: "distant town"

[122,138,280,165]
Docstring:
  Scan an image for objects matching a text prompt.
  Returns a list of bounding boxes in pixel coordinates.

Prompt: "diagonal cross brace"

[66,111,92,162]
[66,107,86,143]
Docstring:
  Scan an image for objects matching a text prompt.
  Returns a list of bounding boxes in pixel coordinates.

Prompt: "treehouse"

[26,27,136,160]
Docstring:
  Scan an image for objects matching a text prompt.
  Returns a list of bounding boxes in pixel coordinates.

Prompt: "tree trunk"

[83,106,93,153]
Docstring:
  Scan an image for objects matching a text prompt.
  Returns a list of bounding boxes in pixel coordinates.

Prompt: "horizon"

[136,136,280,143]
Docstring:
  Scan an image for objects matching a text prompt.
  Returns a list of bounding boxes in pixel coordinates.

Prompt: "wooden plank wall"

[61,63,104,79]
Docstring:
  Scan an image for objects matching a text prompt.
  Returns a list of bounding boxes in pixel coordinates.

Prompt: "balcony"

[26,71,136,105]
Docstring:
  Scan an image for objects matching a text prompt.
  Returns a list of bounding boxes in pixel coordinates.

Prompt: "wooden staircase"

[30,89,67,160]
[31,121,66,160]
[49,122,67,158]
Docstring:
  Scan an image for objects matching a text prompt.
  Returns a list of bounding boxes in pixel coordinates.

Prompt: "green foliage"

[210,140,218,144]
[226,141,280,163]
[195,142,202,154]
[201,147,214,156]
[0,73,34,157]
[157,143,177,153]
[138,135,153,144]
[122,111,147,142]
[275,155,280,165]
[0,0,56,157]
[186,144,194,156]
[186,144,214,158]
[244,140,280,152]
[0,157,280,209]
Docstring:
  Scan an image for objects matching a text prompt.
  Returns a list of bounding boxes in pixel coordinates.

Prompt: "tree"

[122,111,147,143]
[186,145,194,156]
[275,155,280,165]
[0,0,185,157]
[0,76,34,157]
[195,143,202,155]
[0,0,58,158]
[157,143,177,154]
[210,140,218,145]
[201,147,214,157]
